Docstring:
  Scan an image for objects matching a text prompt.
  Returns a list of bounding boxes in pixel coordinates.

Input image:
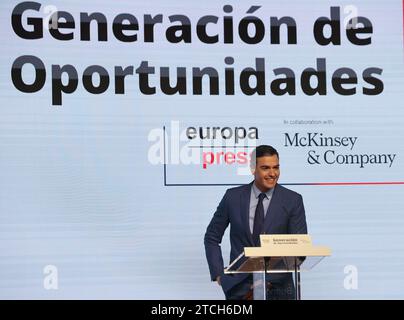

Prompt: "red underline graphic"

[292,182,404,186]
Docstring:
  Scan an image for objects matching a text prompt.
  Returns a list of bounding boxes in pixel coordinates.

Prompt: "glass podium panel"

[225,254,325,274]
[224,253,328,300]
[223,237,331,299]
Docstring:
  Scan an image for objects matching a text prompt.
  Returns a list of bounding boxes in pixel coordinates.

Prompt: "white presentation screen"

[1,0,404,299]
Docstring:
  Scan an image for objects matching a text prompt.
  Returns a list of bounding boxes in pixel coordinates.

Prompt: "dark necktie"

[253,193,266,246]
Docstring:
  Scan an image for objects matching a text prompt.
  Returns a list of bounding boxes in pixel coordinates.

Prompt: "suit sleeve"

[204,191,230,281]
[287,194,308,234]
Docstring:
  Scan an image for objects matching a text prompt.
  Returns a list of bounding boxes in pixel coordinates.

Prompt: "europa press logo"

[148,121,259,184]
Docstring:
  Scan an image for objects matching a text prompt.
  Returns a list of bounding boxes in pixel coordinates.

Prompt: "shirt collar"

[252,182,274,199]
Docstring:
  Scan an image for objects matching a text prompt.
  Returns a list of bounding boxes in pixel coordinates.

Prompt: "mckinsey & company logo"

[284,132,397,168]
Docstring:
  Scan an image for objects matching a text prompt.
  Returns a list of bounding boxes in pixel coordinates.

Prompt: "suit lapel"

[240,182,254,245]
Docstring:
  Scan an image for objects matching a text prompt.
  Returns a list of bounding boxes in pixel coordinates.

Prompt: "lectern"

[224,235,331,300]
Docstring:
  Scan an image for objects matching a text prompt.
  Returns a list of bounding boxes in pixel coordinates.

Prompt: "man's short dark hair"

[255,145,279,158]
[250,145,279,169]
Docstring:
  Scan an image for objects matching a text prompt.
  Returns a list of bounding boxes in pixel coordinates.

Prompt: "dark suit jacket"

[204,182,308,296]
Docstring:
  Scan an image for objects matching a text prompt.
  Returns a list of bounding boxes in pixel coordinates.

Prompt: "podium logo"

[43,265,58,290]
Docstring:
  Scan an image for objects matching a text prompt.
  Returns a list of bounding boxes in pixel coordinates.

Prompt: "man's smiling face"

[253,155,280,192]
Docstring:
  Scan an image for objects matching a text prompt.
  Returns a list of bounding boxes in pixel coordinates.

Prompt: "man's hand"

[216,276,221,286]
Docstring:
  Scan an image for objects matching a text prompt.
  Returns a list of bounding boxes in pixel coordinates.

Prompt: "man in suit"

[204,145,308,300]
